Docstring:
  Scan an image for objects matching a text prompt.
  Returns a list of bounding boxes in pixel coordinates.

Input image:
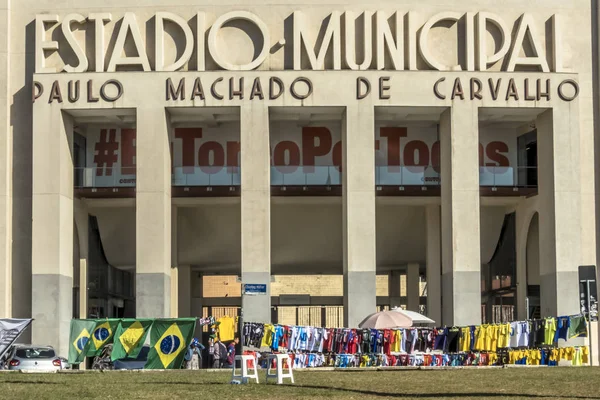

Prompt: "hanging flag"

[110,319,153,361]
[68,319,97,364]
[86,319,121,357]
[0,319,33,360]
[145,318,196,369]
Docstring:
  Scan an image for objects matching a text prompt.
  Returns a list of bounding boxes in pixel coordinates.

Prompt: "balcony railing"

[74,167,135,188]
[74,167,241,188]
[375,165,537,187]
[376,166,440,186]
[172,167,240,186]
[74,166,538,188]
[271,166,341,186]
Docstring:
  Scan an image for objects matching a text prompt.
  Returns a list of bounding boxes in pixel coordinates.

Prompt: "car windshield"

[15,348,55,359]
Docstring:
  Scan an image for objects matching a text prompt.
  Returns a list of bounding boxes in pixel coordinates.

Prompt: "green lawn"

[1,368,599,400]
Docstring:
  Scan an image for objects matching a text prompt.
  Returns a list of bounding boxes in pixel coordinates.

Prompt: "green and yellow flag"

[110,319,153,361]
[86,319,121,357]
[144,318,196,369]
[68,319,97,364]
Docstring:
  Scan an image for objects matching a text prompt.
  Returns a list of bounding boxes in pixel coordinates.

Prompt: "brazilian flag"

[144,318,196,369]
[68,319,97,364]
[111,319,153,361]
[86,319,121,357]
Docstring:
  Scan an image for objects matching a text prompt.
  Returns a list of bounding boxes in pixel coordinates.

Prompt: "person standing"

[191,339,204,369]
[225,337,239,368]
[184,339,204,370]
[184,344,194,369]
[208,337,215,367]
[212,338,225,368]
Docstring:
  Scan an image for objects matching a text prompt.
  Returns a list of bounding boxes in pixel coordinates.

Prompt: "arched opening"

[481,212,517,323]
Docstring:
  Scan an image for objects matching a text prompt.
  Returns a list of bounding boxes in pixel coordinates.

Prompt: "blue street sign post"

[240,283,267,351]
[243,284,267,295]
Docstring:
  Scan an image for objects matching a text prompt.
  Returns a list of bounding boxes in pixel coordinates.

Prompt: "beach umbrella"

[358,310,413,329]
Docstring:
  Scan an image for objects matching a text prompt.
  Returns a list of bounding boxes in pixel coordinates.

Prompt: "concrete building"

[0,0,598,359]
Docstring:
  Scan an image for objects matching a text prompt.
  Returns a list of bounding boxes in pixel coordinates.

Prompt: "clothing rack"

[242,314,590,368]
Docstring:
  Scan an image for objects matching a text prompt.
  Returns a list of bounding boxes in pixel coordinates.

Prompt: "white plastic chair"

[265,354,294,384]
[232,354,259,384]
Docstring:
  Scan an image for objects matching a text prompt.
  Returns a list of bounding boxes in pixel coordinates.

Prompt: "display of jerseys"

[244,322,265,348]
[391,330,401,353]
[241,314,590,369]
[573,347,584,366]
[515,321,530,347]
[568,315,588,339]
[272,325,285,349]
[474,326,484,350]
[554,316,570,341]
[460,327,471,352]
[298,327,308,350]
[544,317,557,345]
[529,319,545,347]
[486,325,498,352]
[261,324,274,348]
[445,327,460,353]
[217,315,236,342]
[497,323,510,349]
[559,347,574,361]
[434,328,446,351]
[509,322,519,348]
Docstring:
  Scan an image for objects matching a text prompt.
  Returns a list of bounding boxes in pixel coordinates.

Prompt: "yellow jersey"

[475,326,485,351]
[217,315,236,342]
[261,324,274,347]
[460,327,471,352]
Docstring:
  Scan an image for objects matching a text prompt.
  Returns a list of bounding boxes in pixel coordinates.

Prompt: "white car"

[7,345,63,371]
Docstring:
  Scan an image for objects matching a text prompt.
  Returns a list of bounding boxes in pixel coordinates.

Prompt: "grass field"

[1,367,599,400]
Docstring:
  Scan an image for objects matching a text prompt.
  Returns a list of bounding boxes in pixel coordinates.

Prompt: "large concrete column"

[440,104,481,326]
[135,107,171,318]
[74,199,89,319]
[343,105,376,327]
[240,104,271,324]
[0,1,10,319]
[178,266,192,317]
[170,205,179,318]
[191,272,203,337]
[74,200,88,371]
[191,272,203,319]
[32,108,74,357]
[536,106,581,317]
[170,266,179,318]
[406,263,420,311]
[388,270,401,308]
[425,204,442,324]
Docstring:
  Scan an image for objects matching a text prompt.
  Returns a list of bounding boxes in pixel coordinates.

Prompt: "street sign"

[243,284,267,295]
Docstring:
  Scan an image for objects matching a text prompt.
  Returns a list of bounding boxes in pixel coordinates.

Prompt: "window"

[15,348,55,359]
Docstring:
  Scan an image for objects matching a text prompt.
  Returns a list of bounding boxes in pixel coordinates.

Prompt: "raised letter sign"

[208,11,270,71]
[107,13,151,72]
[61,14,88,73]
[344,11,373,70]
[155,12,194,72]
[35,14,59,73]
[476,12,510,71]
[506,14,550,72]
[375,11,404,71]
[88,13,112,72]
[293,11,341,70]
[419,12,463,71]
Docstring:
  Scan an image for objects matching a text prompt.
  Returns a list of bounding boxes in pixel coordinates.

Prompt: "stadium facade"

[0,0,598,360]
